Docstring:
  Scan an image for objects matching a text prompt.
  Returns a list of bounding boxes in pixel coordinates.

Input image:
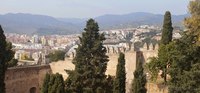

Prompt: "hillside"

[0,12,188,35]
[0,13,81,35]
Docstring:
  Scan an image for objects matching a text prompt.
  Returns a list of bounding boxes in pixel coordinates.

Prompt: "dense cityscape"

[5,25,182,66]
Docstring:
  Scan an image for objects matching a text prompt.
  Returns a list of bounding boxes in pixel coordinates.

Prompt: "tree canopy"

[113,53,126,93]
[65,19,109,93]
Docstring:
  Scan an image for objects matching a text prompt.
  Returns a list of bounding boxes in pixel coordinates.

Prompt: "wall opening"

[29,87,36,93]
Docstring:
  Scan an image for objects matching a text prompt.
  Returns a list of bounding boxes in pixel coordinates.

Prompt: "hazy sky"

[0,0,190,18]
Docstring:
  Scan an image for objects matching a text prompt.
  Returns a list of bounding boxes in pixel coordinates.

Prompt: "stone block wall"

[5,65,51,93]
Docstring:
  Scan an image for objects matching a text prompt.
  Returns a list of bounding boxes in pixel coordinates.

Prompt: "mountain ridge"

[0,12,188,35]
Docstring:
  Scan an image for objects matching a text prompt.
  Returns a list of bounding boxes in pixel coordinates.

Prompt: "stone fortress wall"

[5,65,51,93]
[51,43,158,93]
[5,43,158,93]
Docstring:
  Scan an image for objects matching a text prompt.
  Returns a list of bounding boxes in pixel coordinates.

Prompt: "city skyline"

[0,0,189,18]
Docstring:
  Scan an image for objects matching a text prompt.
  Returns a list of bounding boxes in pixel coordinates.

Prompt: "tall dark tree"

[132,57,147,93]
[104,75,114,93]
[158,11,173,84]
[45,73,65,93]
[41,73,50,93]
[65,19,109,93]
[160,11,173,45]
[0,25,14,93]
[113,53,126,93]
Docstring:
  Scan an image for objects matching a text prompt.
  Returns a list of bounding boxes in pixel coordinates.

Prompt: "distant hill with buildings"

[0,12,188,35]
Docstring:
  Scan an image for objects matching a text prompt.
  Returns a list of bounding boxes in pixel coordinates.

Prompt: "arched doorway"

[29,87,36,93]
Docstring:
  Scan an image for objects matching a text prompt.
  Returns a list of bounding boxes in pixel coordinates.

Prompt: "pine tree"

[65,19,109,93]
[113,53,126,93]
[41,73,50,93]
[0,25,14,93]
[132,57,147,93]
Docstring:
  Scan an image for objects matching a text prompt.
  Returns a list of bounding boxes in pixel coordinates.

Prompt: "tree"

[0,25,14,93]
[168,0,200,92]
[132,57,147,93]
[104,75,114,93]
[43,73,65,93]
[159,11,173,83]
[160,11,173,45]
[65,19,109,93]
[184,0,200,35]
[41,73,50,93]
[146,11,173,84]
[168,33,200,93]
[184,0,200,45]
[47,50,65,62]
[113,53,126,93]
[145,57,159,82]
[157,11,173,84]
[6,42,16,67]
[7,59,18,68]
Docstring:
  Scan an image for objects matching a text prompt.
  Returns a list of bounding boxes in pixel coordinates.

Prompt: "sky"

[0,0,190,18]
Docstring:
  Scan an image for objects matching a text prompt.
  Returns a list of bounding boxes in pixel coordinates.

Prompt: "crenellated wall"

[5,65,51,93]
[4,43,158,93]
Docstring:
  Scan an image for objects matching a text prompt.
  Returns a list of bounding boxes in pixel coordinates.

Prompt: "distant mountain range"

[0,12,189,35]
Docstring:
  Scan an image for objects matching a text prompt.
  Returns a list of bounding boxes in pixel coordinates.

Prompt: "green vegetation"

[65,19,109,93]
[145,57,159,82]
[41,73,65,93]
[7,59,18,68]
[145,1,200,93]
[168,0,200,92]
[168,32,200,93]
[160,11,173,45]
[41,73,50,93]
[6,42,18,67]
[113,53,126,93]
[145,11,173,84]
[159,11,173,84]
[0,26,14,93]
[132,57,147,93]
[47,50,65,62]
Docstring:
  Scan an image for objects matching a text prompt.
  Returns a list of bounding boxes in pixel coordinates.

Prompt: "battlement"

[140,43,159,51]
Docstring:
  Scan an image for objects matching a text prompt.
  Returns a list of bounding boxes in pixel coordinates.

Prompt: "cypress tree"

[41,73,50,93]
[113,53,126,93]
[132,57,147,93]
[160,11,173,45]
[158,11,173,84]
[46,73,65,93]
[0,25,14,93]
[54,73,65,93]
[104,75,114,93]
[65,19,109,93]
